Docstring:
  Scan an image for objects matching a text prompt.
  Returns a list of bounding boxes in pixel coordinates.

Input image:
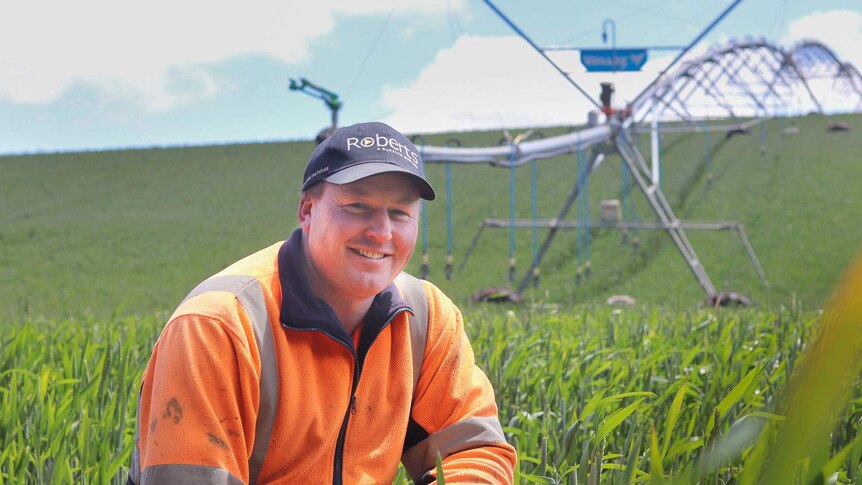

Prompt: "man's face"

[299,172,421,304]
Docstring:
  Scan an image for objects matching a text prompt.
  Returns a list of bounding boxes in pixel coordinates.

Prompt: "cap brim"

[325,162,436,200]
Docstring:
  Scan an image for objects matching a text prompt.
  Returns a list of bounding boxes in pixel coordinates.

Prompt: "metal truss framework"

[417,38,862,298]
[632,38,862,125]
[421,38,862,167]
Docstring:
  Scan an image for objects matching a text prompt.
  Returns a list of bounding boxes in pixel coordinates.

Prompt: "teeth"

[357,249,385,259]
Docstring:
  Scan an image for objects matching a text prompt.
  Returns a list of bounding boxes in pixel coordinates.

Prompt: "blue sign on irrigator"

[580,48,648,72]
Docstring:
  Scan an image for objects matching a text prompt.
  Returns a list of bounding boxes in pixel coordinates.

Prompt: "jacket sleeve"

[129,296,261,485]
[402,282,516,484]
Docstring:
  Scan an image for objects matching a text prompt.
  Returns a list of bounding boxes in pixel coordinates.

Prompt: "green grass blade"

[598,398,647,443]
[649,426,664,484]
[661,381,687,460]
[705,364,763,438]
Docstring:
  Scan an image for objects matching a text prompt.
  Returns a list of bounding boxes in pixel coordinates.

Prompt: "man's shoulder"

[395,273,449,299]
[395,274,459,318]
[216,241,284,280]
[419,277,453,303]
[168,241,285,323]
[169,288,250,325]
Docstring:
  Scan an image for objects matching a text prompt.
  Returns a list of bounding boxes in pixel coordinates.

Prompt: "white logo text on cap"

[346,134,420,168]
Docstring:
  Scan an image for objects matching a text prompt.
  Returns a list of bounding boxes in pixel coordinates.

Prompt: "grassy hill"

[2,113,861,320]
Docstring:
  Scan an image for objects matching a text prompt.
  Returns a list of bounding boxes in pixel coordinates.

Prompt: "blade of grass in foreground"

[754,250,862,484]
[597,398,648,443]
[436,452,446,484]
[661,382,687,460]
[704,363,763,439]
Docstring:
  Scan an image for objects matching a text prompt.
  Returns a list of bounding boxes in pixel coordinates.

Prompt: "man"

[128,122,516,484]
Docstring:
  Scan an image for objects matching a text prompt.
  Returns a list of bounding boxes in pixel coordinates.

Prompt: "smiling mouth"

[355,248,387,259]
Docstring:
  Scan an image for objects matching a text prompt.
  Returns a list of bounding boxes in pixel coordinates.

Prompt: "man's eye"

[348,203,367,210]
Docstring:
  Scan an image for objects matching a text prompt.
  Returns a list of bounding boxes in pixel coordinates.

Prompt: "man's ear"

[298,191,313,229]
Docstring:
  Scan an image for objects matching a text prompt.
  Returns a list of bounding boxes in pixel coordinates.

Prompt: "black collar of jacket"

[277,228,413,349]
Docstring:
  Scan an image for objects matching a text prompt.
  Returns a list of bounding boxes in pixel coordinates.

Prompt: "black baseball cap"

[301,121,436,200]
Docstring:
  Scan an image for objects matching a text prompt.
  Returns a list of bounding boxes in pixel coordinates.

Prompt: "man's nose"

[366,210,393,241]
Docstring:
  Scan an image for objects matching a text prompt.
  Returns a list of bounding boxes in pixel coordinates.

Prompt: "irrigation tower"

[413,2,862,301]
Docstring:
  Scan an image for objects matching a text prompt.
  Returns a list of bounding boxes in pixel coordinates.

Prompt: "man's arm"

[130,302,261,485]
[402,282,516,484]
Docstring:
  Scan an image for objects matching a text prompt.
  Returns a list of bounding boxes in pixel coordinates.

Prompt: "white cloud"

[383,18,862,136]
[383,35,674,135]
[779,10,862,114]
[782,9,862,70]
[0,0,465,111]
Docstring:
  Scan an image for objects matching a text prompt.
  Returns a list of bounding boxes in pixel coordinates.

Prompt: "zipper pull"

[350,396,357,415]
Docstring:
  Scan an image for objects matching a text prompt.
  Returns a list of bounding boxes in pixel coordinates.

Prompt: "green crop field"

[2,114,861,320]
[2,113,862,483]
[3,294,862,483]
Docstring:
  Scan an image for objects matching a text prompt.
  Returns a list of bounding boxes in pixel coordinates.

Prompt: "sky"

[1,0,861,154]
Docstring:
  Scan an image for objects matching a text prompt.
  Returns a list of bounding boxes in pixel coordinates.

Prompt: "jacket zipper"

[330,307,409,485]
[281,325,356,485]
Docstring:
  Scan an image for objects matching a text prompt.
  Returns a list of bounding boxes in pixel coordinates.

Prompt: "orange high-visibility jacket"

[129,229,516,484]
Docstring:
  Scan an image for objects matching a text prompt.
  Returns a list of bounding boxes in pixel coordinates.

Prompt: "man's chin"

[346,274,394,298]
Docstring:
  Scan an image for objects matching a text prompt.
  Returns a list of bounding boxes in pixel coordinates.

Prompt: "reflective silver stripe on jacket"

[395,274,509,482]
[394,272,428,396]
[130,421,141,483]
[140,464,245,484]
[131,274,277,485]
[402,416,508,483]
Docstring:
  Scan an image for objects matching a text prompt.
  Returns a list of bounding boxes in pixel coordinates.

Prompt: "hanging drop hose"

[621,130,633,246]
[628,165,641,252]
[575,148,592,281]
[584,154,592,280]
[701,119,713,188]
[531,157,540,288]
[621,160,630,245]
[576,149,586,285]
[621,158,639,251]
[497,135,518,283]
[444,138,461,280]
[411,135,431,279]
[509,145,517,283]
[504,129,540,285]
[522,130,544,288]
[421,200,430,279]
